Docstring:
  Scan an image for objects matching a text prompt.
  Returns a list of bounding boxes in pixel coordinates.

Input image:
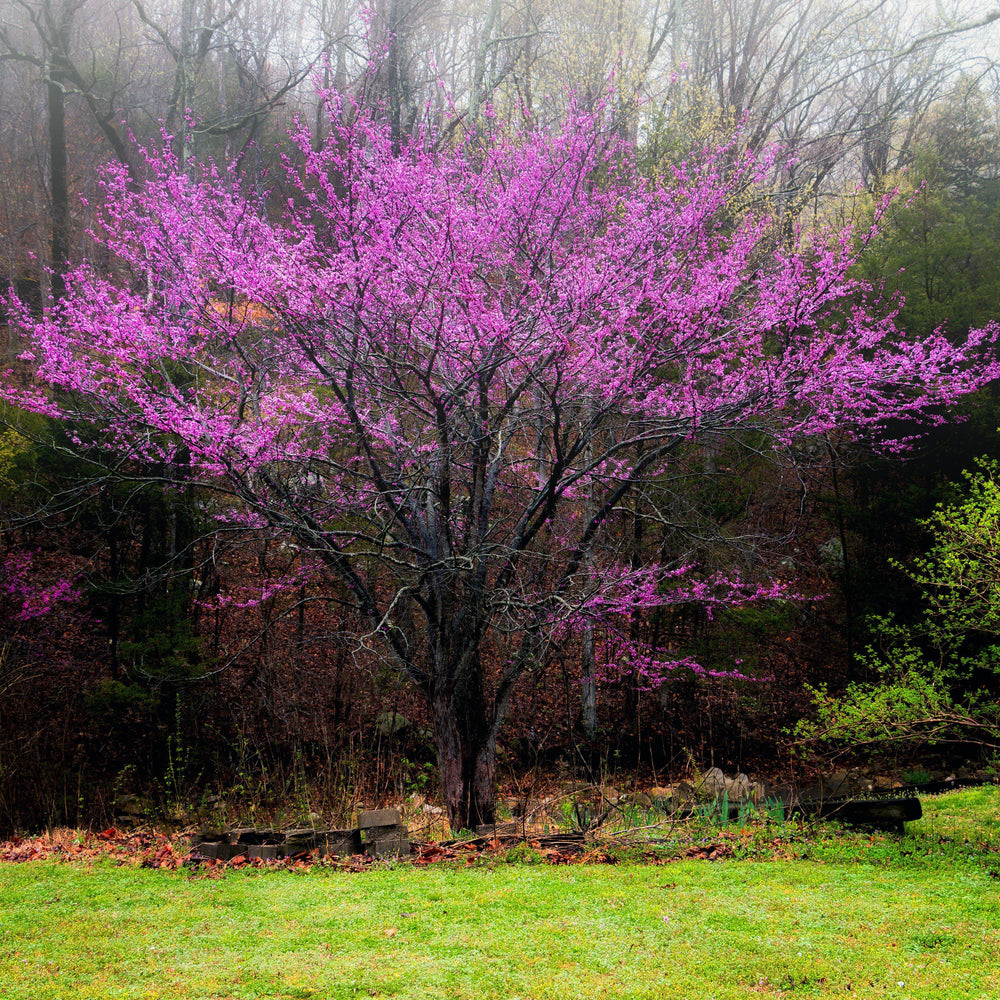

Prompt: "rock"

[830,797,922,829]
[195,841,233,861]
[115,794,154,817]
[249,845,280,861]
[823,769,862,796]
[475,822,518,837]
[674,780,698,802]
[632,791,653,808]
[724,773,752,801]
[697,767,727,799]
[871,775,902,792]
[421,803,444,815]
[231,828,278,846]
[819,536,845,571]
[376,711,409,737]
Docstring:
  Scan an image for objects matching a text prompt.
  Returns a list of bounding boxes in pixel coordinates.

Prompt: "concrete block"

[317,829,362,856]
[248,844,279,861]
[364,824,405,841]
[282,829,319,854]
[358,808,401,829]
[365,834,410,857]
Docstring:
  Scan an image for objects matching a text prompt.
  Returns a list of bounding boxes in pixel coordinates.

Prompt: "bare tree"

[644,0,1000,198]
[1,0,140,296]
[130,0,313,163]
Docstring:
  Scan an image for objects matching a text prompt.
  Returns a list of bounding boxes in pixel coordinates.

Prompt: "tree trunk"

[580,626,597,738]
[45,0,74,303]
[580,402,597,739]
[47,70,68,302]
[429,669,496,833]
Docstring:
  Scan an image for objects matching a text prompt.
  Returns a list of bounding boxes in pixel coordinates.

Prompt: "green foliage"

[858,79,1000,342]
[0,427,30,495]
[909,458,1000,646]
[0,406,48,516]
[499,842,548,864]
[118,587,207,683]
[797,630,958,752]
[638,87,742,175]
[800,459,1000,756]
[865,151,1000,339]
[85,678,157,723]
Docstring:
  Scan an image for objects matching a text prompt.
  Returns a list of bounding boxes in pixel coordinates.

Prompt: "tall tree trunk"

[428,663,496,832]
[580,404,597,739]
[580,627,597,738]
[47,70,68,302]
[381,0,414,155]
[45,0,74,302]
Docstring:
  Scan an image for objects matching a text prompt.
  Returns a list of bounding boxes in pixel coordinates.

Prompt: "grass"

[628,785,1000,870]
[0,788,997,1000]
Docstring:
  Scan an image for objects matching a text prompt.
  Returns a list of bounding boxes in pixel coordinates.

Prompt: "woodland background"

[3,0,1000,833]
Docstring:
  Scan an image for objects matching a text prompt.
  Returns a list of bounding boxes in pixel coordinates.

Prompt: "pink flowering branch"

[1,551,82,622]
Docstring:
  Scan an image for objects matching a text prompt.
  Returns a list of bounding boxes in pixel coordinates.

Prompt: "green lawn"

[1,788,998,999]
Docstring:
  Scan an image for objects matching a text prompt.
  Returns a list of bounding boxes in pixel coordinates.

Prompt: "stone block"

[724,773,753,801]
[282,829,319,855]
[364,823,404,841]
[475,822,518,837]
[697,767,727,798]
[358,808,401,829]
[648,785,674,803]
[365,834,410,857]
[248,844,279,861]
[835,797,922,826]
[232,828,278,846]
[316,829,362,857]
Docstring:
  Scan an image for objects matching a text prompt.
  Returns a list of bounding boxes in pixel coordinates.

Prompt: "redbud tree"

[7,95,999,828]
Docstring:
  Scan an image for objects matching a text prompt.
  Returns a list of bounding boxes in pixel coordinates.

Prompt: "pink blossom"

[5,97,998,691]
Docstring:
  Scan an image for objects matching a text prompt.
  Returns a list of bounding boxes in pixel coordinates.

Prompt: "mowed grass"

[1,788,998,1000]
